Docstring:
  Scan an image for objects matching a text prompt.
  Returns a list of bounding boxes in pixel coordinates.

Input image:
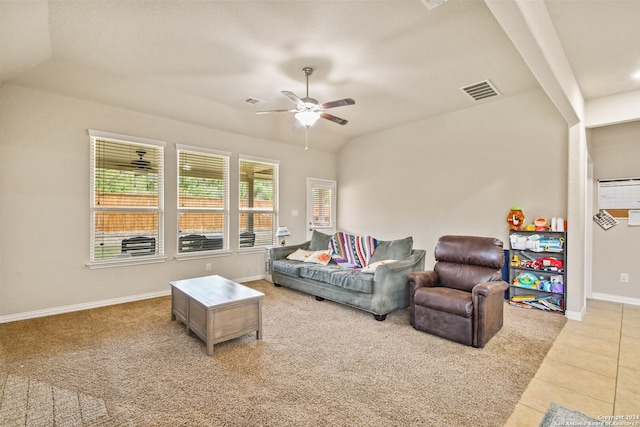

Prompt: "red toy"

[534,257,563,272]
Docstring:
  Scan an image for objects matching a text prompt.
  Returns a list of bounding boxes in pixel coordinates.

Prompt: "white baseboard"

[591,292,640,307]
[0,274,269,324]
[0,290,171,324]
[563,293,640,322]
[235,274,268,284]
[564,307,586,321]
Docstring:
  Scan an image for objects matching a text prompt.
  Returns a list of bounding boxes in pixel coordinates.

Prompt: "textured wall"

[337,89,568,269]
[590,120,640,302]
[0,84,337,317]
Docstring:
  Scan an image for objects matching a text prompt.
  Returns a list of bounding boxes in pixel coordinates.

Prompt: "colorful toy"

[550,275,564,294]
[534,257,564,271]
[520,259,536,269]
[514,272,538,289]
[534,217,547,231]
[507,206,525,230]
[551,282,564,294]
[538,280,552,292]
[538,238,564,251]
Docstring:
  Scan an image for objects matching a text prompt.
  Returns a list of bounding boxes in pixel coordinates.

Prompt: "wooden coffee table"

[170,275,264,355]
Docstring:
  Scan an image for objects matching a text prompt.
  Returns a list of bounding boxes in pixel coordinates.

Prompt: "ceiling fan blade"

[114,163,156,171]
[320,112,349,126]
[281,90,304,106]
[255,109,297,114]
[321,98,355,109]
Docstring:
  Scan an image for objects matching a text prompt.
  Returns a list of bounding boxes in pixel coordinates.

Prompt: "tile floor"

[505,299,640,426]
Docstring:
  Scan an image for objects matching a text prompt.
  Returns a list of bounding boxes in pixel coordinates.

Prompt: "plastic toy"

[514,272,538,289]
[510,234,565,252]
[550,275,564,293]
[507,207,525,230]
[534,217,547,231]
[551,282,564,294]
[534,257,563,271]
[538,280,552,292]
[538,238,564,251]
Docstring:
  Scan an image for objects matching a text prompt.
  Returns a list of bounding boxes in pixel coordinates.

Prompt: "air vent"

[460,80,500,101]
[243,97,266,106]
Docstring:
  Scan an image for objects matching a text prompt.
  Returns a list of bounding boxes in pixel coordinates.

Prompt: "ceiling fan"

[116,149,155,174]
[256,67,355,148]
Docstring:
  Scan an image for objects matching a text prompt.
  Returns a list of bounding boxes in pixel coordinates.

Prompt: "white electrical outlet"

[620,273,629,283]
[206,263,212,272]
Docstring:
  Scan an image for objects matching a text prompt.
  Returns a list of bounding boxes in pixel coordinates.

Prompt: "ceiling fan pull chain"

[304,127,309,151]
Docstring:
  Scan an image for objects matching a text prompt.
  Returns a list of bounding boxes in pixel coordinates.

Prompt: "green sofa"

[268,232,426,321]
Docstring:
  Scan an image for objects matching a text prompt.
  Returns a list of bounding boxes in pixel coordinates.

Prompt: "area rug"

[0,280,566,426]
[540,402,600,426]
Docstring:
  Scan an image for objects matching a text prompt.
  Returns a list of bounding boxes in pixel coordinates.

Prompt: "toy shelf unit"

[508,230,566,314]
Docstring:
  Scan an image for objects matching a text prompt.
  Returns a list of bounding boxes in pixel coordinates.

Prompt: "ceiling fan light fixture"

[256,66,354,145]
[295,111,320,128]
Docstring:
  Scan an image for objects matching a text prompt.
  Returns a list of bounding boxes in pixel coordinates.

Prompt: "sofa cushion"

[272,260,304,277]
[299,264,341,282]
[309,230,332,251]
[327,270,375,293]
[299,264,374,294]
[370,236,413,263]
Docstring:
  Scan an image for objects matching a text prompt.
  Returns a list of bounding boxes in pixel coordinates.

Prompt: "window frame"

[175,144,231,260]
[87,129,166,269]
[307,178,337,238]
[238,154,280,252]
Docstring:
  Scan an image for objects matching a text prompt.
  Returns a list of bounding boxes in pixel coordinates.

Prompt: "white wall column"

[565,123,588,319]
[486,0,588,318]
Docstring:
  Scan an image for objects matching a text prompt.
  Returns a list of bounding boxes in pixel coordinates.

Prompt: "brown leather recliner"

[407,235,508,348]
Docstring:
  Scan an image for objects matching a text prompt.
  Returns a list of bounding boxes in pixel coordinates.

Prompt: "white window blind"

[239,156,279,248]
[89,130,165,264]
[177,145,229,254]
[310,180,335,229]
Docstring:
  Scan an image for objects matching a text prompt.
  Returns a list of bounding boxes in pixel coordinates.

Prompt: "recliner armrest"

[471,280,509,348]
[407,270,438,326]
[407,271,438,290]
[472,280,509,298]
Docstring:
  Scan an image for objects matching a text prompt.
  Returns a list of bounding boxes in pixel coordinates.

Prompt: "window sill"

[87,256,167,269]
[238,247,269,255]
[175,250,232,261]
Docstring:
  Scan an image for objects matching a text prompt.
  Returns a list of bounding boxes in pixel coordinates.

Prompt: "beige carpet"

[0,280,566,426]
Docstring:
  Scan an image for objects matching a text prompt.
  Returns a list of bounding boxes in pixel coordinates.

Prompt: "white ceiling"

[2,0,639,152]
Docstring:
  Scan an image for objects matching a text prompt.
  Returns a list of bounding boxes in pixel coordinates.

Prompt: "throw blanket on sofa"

[329,232,378,268]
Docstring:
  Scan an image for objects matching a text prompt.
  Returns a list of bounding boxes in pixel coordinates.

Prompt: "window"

[89,130,165,266]
[177,145,229,255]
[239,156,279,249]
[307,178,336,231]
